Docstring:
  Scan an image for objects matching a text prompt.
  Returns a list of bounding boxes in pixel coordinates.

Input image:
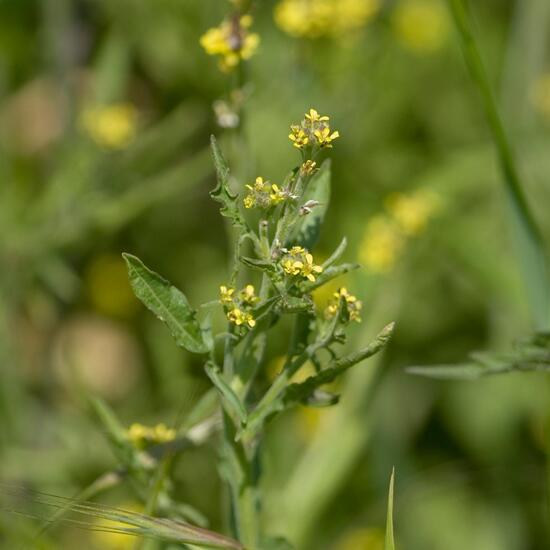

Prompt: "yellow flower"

[325,287,362,322]
[281,247,322,282]
[239,284,259,305]
[91,502,142,549]
[80,103,138,149]
[314,126,340,148]
[385,190,438,235]
[290,108,340,150]
[305,108,329,124]
[243,195,256,209]
[359,215,404,273]
[392,0,449,53]
[274,0,380,38]
[227,307,256,328]
[289,125,309,148]
[220,285,235,304]
[300,160,318,176]
[200,16,260,72]
[127,423,176,447]
[301,253,323,281]
[244,177,288,209]
[270,184,286,205]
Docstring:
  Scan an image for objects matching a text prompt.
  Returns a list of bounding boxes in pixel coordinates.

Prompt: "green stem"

[447,0,549,329]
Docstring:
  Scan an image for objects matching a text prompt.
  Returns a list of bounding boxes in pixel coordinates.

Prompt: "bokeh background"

[2,0,550,548]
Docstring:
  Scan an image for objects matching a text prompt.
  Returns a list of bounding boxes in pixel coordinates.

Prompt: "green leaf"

[123,253,209,354]
[240,256,276,272]
[408,330,550,380]
[204,363,248,425]
[322,237,347,269]
[210,135,247,229]
[292,160,331,249]
[385,468,396,550]
[283,322,395,404]
[406,363,488,380]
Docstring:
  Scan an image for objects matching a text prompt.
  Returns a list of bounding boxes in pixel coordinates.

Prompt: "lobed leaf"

[123,253,210,354]
[210,136,247,229]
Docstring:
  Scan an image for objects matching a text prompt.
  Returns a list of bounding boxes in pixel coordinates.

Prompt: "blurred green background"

[1,0,550,548]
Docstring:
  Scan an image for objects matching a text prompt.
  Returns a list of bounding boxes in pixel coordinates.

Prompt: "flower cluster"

[325,287,362,323]
[80,103,138,149]
[289,108,340,150]
[220,284,259,328]
[281,246,323,282]
[274,0,380,38]
[126,423,176,447]
[243,177,292,209]
[359,189,439,273]
[200,15,260,72]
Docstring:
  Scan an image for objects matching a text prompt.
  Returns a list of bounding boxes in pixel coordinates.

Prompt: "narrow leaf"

[123,253,209,354]
[205,364,248,425]
[385,468,396,550]
[283,322,395,404]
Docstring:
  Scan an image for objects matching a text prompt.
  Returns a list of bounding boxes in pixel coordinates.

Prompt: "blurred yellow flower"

[392,0,449,54]
[275,0,380,38]
[91,502,142,550]
[80,103,138,149]
[200,16,260,72]
[359,215,404,273]
[359,189,440,273]
[385,190,438,235]
[334,527,384,550]
[127,422,177,447]
[531,73,550,119]
[85,254,139,318]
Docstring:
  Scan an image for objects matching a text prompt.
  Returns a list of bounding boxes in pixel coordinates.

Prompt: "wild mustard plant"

[121,108,394,548]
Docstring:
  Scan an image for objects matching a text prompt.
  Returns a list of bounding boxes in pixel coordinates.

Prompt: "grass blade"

[385,468,396,550]
[447,0,550,329]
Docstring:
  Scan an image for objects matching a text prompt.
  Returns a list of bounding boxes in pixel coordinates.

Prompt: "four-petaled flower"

[280,246,323,282]
[228,307,256,328]
[220,285,235,304]
[314,126,340,148]
[289,125,310,149]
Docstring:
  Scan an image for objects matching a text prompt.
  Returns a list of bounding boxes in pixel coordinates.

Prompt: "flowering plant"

[121,108,394,548]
